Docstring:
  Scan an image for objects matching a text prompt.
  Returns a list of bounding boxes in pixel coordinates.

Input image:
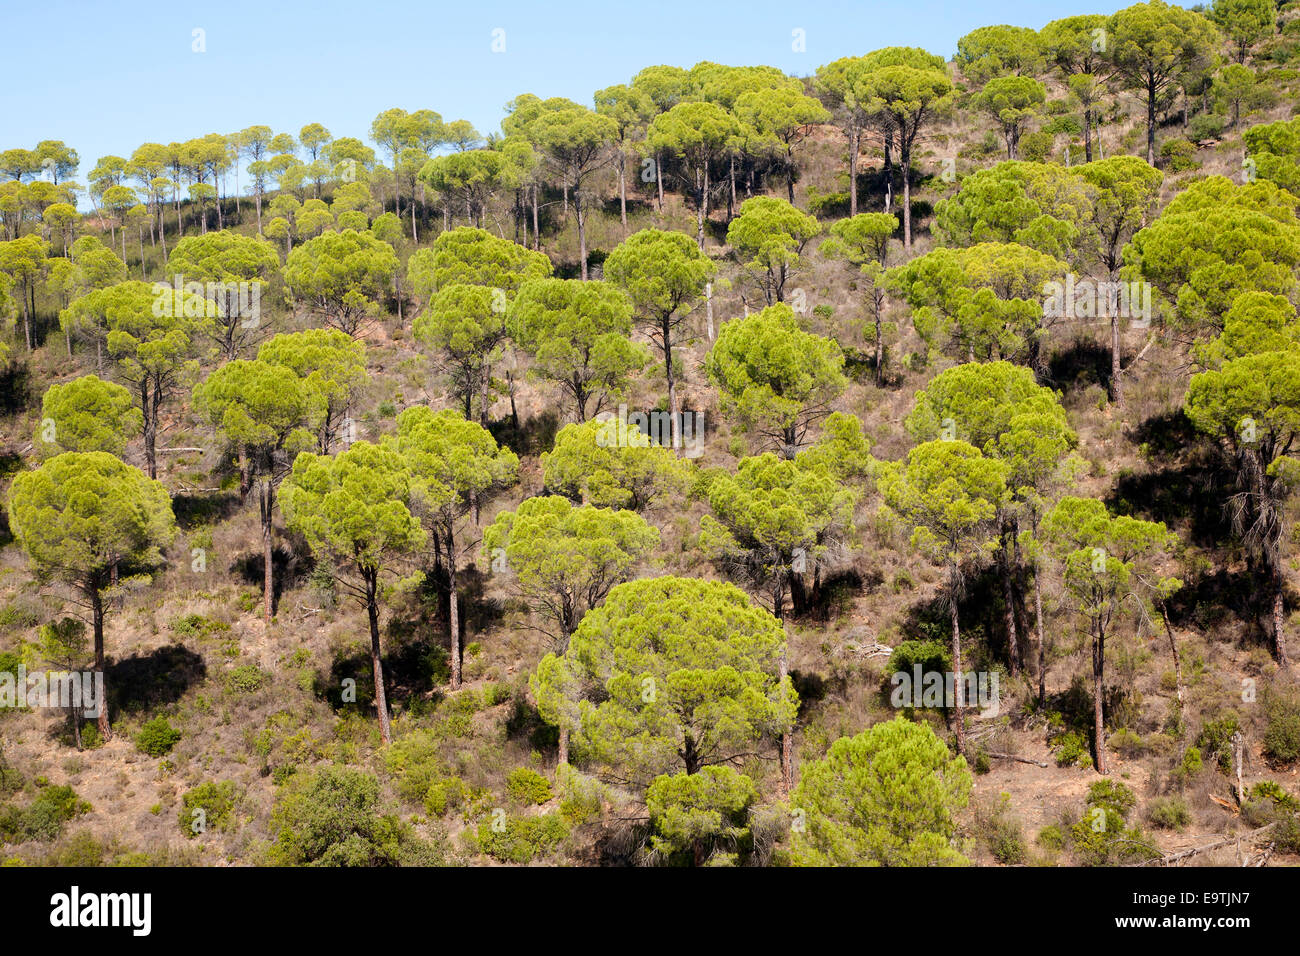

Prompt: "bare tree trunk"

[1093,620,1107,774]
[366,573,392,746]
[1035,571,1047,707]
[1110,313,1123,404]
[618,152,627,230]
[778,653,794,796]
[848,125,859,217]
[1272,580,1289,667]
[261,481,274,622]
[950,578,965,754]
[90,586,111,741]
[1160,601,1184,706]
[576,196,588,281]
[447,529,462,689]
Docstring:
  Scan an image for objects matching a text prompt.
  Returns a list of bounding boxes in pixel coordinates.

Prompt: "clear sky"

[4,0,1195,192]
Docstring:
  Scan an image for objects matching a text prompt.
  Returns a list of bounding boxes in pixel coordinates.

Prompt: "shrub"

[505,767,553,806]
[179,781,237,838]
[225,664,270,694]
[1262,690,1300,764]
[1160,138,1200,173]
[1,784,91,843]
[424,777,467,817]
[1086,779,1136,818]
[169,614,230,640]
[1146,796,1191,831]
[134,716,182,757]
[1019,131,1054,163]
[1052,730,1092,769]
[269,765,438,866]
[1195,714,1239,773]
[1036,824,1066,851]
[475,812,569,863]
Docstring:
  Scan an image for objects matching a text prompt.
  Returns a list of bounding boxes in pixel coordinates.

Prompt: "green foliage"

[1262,688,1300,764]
[646,766,756,863]
[134,716,182,757]
[540,419,691,511]
[531,576,797,786]
[703,303,846,450]
[1147,796,1191,830]
[505,768,553,806]
[35,375,142,458]
[1194,714,1241,773]
[791,717,972,866]
[0,784,91,844]
[698,452,857,615]
[725,196,821,305]
[178,781,237,838]
[474,812,569,863]
[225,664,270,694]
[269,765,438,866]
[283,229,398,335]
[482,495,658,640]
[1125,176,1300,337]
[886,242,1067,366]
[508,278,646,422]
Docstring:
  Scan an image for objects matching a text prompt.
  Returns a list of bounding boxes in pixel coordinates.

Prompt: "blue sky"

[5,0,1194,193]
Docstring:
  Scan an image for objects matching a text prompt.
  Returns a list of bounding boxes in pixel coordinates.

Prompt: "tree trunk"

[656,152,664,211]
[1093,619,1107,774]
[576,196,588,281]
[142,380,157,479]
[1272,579,1289,667]
[1084,108,1093,163]
[1146,75,1157,167]
[848,125,859,217]
[618,152,627,230]
[260,481,274,622]
[1035,570,1047,707]
[366,572,392,746]
[663,315,680,454]
[1160,601,1184,706]
[900,140,913,250]
[447,528,462,689]
[778,654,794,796]
[949,574,965,754]
[90,586,110,741]
[557,727,570,767]
[1001,540,1020,677]
[1110,312,1123,404]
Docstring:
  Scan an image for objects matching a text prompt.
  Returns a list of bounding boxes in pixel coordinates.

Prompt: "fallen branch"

[1131,823,1278,867]
[986,751,1049,768]
[159,447,205,454]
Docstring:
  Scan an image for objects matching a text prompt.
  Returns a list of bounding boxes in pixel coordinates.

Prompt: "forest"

[2,0,1300,870]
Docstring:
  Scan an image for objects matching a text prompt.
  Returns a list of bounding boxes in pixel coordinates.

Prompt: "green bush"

[134,716,182,757]
[169,614,230,640]
[1052,730,1093,769]
[1036,824,1065,851]
[1146,796,1191,831]
[179,781,237,838]
[0,784,91,843]
[1160,138,1200,172]
[269,765,439,866]
[475,812,569,863]
[1194,714,1239,772]
[225,664,270,694]
[1086,779,1136,817]
[1019,131,1054,163]
[505,768,553,806]
[424,777,467,817]
[1263,690,1300,764]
